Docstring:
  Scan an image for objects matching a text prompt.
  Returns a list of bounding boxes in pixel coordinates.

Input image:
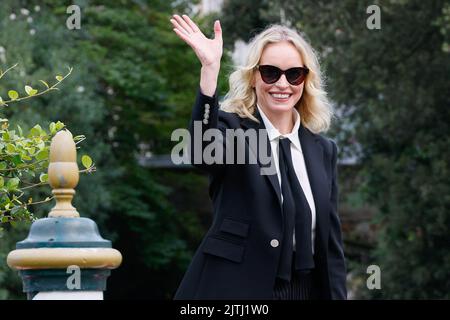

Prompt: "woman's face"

[253,41,305,116]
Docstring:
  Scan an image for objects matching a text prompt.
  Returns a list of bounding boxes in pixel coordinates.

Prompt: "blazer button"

[270,239,279,248]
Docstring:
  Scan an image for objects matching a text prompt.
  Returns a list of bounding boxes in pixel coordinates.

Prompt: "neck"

[260,106,295,135]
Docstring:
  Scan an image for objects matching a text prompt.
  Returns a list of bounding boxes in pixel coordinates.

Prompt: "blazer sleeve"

[327,139,348,299]
[188,88,227,176]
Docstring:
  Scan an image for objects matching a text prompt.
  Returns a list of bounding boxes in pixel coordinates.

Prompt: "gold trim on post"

[7,248,122,270]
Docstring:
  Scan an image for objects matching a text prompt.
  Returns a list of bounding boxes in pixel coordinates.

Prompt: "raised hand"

[170,14,223,70]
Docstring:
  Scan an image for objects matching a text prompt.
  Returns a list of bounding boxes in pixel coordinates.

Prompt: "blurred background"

[0,0,448,299]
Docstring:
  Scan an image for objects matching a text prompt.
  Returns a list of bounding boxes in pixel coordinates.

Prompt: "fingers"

[170,17,187,36]
[172,14,194,35]
[170,18,186,37]
[170,16,194,46]
[183,15,200,33]
[172,27,193,46]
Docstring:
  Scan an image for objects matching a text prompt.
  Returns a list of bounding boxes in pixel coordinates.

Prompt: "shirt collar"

[257,103,302,152]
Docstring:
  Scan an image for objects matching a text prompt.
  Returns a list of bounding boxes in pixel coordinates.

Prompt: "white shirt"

[257,104,316,253]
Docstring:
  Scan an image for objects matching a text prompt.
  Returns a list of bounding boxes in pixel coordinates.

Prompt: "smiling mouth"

[270,93,292,99]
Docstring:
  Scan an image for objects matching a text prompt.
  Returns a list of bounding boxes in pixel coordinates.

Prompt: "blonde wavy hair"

[220,25,333,134]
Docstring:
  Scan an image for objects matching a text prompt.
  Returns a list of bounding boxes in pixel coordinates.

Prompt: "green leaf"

[39,173,48,183]
[35,149,49,161]
[8,90,19,100]
[6,177,20,191]
[55,121,65,131]
[30,128,40,137]
[39,80,50,89]
[29,124,43,137]
[37,141,45,150]
[55,75,63,81]
[0,177,4,188]
[49,122,56,134]
[6,144,16,153]
[0,96,5,106]
[0,162,6,170]
[25,85,38,96]
[17,124,23,136]
[81,155,92,169]
[11,155,22,165]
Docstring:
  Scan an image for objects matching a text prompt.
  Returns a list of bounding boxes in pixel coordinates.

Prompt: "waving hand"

[170,14,223,70]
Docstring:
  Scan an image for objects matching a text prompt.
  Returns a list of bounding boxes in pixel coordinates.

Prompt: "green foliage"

[0,63,74,227]
[1,63,73,104]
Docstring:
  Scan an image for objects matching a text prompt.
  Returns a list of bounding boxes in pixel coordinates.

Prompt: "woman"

[170,14,346,300]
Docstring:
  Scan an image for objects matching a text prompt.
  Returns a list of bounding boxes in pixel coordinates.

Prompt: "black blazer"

[174,89,347,300]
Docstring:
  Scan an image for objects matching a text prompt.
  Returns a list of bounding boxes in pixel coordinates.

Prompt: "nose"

[274,74,289,87]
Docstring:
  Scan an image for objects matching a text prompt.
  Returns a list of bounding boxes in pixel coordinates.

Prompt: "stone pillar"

[7,130,122,300]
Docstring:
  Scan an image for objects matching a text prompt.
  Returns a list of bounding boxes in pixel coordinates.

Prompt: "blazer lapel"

[298,124,331,253]
[241,113,282,209]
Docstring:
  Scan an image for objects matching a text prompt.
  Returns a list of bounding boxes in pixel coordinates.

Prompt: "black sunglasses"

[256,65,309,86]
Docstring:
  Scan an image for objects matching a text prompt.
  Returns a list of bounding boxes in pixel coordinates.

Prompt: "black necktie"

[277,138,315,281]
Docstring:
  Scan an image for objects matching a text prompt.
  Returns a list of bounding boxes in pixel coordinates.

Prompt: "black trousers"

[273,252,316,300]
